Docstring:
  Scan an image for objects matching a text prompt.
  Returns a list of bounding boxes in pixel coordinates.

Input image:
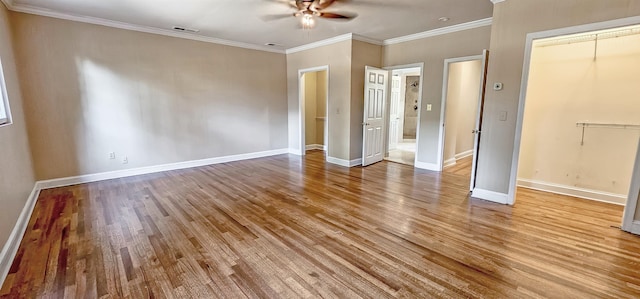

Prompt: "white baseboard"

[629,221,640,235]
[305,144,325,151]
[326,156,362,167]
[288,148,303,156]
[454,150,474,160]
[0,185,41,286]
[37,148,289,190]
[414,161,440,171]
[517,178,626,205]
[471,188,509,204]
[443,158,456,168]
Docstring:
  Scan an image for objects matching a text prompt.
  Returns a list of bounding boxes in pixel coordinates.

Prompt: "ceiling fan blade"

[265,0,298,9]
[261,13,296,21]
[313,0,336,10]
[319,12,356,19]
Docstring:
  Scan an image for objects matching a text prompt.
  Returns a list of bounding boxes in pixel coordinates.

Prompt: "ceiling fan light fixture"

[301,14,315,29]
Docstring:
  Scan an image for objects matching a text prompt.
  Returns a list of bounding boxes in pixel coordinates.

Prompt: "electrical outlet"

[122,157,128,164]
[109,152,116,160]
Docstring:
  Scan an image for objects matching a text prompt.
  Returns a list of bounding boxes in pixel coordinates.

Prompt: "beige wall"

[287,41,352,159]
[476,0,640,196]
[11,13,288,180]
[0,6,35,250]
[350,40,382,160]
[383,26,491,165]
[518,35,640,196]
[443,60,481,164]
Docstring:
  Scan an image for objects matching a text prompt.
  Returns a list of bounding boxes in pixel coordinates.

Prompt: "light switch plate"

[499,111,508,121]
[426,104,432,111]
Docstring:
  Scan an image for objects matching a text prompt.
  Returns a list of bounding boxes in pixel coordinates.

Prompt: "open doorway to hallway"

[386,67,421,166]
[441,59,483,178]
[299,66,329,156]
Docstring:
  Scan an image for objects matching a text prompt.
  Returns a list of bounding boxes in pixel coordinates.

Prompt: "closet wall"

[443,60,482,166]
[518,31,640,202]
[304,71,327,147]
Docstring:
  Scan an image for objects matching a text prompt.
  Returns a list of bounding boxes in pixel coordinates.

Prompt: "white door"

[362,66,388,166]
[470,50,490,191]
[389,75,402,151]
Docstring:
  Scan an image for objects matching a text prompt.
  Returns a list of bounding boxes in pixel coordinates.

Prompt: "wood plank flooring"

[2,151,640,298]
[443,156,473,177]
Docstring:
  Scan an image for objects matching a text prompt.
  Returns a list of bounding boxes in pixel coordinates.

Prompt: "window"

[0,59,10,126]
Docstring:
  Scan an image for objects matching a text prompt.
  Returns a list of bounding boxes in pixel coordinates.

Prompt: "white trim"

[0,0,12,9]
[508,16,640,206]
[326,156,362,167]
[443,158,456,168]
[286,33,353,54]
[383,18,493,46]
[454,149,474,160]
[289,148,303,156]
[7,3,285,54]
[0,185,40,286]
[37,149,289,189]
[629,221,640,235]
[438,55,484,172]
[517,179,627,205]
[490,0,506,4]
[305,144,325,151]
[352,34,383,46]
[471,188,509,204]
[414,161,439,171]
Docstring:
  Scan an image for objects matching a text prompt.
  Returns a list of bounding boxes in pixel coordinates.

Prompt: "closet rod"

[576,122,640,146]
[576,122,640,130]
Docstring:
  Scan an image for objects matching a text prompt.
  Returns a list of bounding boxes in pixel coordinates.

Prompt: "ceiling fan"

[263,0,357,29]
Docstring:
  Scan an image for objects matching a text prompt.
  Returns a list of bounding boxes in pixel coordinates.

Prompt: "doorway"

[384,65,423,166]
[509,19,640,233]
[298,66,329,156]
[441,58,483,178]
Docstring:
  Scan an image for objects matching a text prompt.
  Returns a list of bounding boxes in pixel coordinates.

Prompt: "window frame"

[0,59,11,127]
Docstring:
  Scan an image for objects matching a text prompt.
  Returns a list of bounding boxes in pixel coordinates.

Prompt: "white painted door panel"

[389,76,401,151]
[362,67,388,167]
[470,50,490,191]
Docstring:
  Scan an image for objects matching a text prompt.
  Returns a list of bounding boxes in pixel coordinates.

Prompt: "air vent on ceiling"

[172,26,200,33]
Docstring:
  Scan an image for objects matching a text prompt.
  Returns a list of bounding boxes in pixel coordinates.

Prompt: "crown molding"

[7,3,286,54]
[0,0,12,9]
[490,0,506,4]
[382,18,493,45]
[351,33,383,46]
[285,33,352,54]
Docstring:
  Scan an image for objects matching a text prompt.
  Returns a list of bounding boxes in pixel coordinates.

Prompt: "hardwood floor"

[2,151,639,298]
[444,156,473,177]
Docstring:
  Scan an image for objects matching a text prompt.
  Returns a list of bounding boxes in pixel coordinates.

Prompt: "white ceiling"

[8,0,494,51]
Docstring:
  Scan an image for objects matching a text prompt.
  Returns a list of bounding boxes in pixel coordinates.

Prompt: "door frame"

[437,55,484,172]
[383,63,424,167]
[508,16,640,232]
[298,65,330,156]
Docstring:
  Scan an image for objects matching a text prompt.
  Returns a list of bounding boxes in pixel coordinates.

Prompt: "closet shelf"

[316,117,326,121]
